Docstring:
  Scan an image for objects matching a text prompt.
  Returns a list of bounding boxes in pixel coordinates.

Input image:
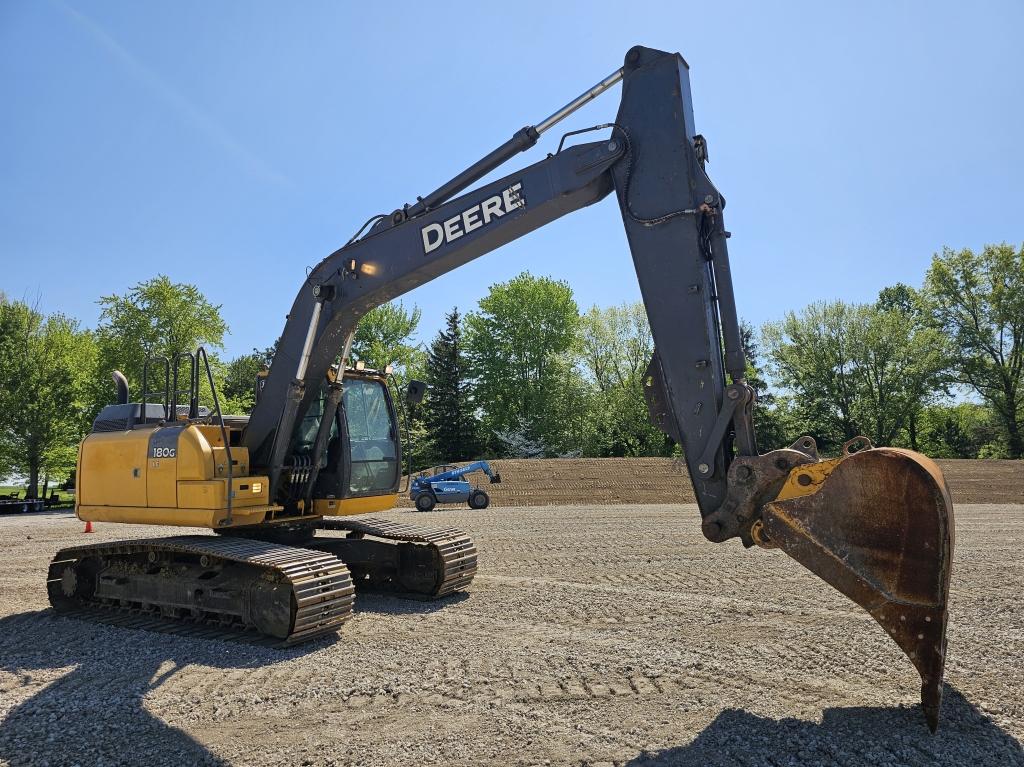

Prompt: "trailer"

[0,498,46,514]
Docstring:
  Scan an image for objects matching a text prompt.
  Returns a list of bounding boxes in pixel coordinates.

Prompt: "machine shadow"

[353,590,470,615]
[625,686,1023,767]
[0,609,335,767]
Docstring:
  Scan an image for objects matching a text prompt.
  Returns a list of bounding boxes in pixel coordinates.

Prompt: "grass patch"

[0,485,75,503]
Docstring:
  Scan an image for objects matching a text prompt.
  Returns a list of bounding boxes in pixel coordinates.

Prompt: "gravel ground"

[0,503,1021,766]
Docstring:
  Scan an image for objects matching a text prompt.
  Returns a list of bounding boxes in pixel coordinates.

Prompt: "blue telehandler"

[410,461,502,511]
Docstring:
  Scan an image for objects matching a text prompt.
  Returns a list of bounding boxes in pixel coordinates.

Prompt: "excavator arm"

[243,46,953,730]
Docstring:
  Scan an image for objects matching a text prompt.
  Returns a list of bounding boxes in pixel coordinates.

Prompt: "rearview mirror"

[405,380,427,405]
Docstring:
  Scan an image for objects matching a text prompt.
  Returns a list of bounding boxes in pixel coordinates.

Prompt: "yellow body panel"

[195,424,226,446]
[211,446,249,477]
[76,408,397,528]
[79,430,149,507]
[177,477,270,509]
[78,503,276,527]
[175,427,214,480]
[77,422,273,529]
[147,451,177,508]
[315,494,397,516]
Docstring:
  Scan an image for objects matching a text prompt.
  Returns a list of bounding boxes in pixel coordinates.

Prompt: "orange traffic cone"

[83,520,94,533]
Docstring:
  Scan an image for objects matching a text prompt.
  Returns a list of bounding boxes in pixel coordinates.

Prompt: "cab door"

[341,375,400,498]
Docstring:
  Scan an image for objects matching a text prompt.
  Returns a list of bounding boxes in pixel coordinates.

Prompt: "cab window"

[343,377,398,495]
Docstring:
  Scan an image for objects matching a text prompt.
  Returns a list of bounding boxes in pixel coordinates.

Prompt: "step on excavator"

[49,46,953,730]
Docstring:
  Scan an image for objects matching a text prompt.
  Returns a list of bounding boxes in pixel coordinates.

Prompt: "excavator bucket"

[759,440,954,732]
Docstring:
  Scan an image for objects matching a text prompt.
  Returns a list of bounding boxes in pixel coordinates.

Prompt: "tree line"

[1,243,1021,496]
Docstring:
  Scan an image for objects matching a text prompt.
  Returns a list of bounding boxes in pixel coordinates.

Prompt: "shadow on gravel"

[0,509,75,519]
[354,590,470,615]
[0,610,335,767]
[625,686,1023,766]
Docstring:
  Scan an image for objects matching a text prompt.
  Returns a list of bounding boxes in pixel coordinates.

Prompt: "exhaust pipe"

[112,370,129,404]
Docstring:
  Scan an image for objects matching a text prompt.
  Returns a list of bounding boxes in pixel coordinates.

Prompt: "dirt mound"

[935,459,1024,504]
[401,457,1022,507]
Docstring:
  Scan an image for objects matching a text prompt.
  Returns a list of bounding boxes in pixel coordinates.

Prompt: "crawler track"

[315,516,477,597]
[47,536,354,645]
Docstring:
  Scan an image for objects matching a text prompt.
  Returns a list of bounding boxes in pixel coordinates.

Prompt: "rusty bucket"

[760,440,954,732]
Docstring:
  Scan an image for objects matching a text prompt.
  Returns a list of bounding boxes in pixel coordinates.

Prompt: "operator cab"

[286,365,402,513]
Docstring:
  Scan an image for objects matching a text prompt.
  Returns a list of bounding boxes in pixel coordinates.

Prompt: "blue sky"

[2,1,1021,360]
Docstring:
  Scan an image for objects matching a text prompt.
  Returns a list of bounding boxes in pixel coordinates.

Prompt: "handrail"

[196,346,233,527]
[141,356,170,424]
[170,351,197,420]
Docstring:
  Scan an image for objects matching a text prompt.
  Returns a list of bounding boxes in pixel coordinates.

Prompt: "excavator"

[48,46,954,731]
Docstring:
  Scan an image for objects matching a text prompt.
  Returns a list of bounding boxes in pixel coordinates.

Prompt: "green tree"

[0,293,8,479]
[916,402,1002,459]
[762,301,862,451]
[876,282,920,315]
[848,304,947,447]
[762,300,947,452]
[740,320,790,451]
[422,308,480,463]
[348,301,428,470]
[221,344,276,414]
[874,284,937,449]
[0,299,97,497]
[922,244,1024,458]
[465,273,582,455]
[349,301,424,373]
[91,275,228,414]
[578,302,668,456]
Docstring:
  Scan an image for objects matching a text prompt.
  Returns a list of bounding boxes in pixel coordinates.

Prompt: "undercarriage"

[48,517,477,644]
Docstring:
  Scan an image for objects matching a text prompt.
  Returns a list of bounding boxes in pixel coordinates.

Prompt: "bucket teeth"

[761,446,954,732]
